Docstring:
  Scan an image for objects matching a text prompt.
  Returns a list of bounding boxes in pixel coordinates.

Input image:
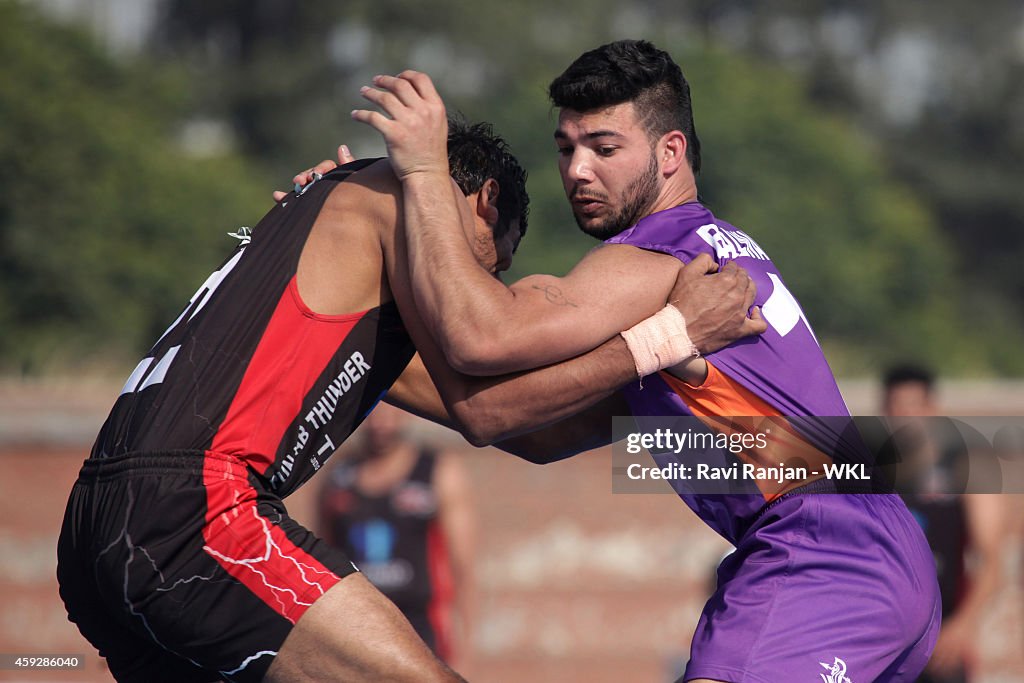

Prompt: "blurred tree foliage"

[0,2,268,374]
[674,0,1024,374]
[686,49,966,374]
[686,0,1024,313]
[5,0,1020,376]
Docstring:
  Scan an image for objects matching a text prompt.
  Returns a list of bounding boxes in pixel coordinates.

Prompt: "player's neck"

[648,175,699,217]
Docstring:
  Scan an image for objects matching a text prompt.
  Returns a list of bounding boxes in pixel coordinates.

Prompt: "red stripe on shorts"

[201,452,342,624]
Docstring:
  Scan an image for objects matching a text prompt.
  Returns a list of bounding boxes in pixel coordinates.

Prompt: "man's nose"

[566,150,594,183]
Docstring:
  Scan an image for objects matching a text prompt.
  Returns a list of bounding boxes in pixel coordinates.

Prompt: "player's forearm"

[393,349,621,461]
[400,172,519,370]
[491,398,618,463]
[446,336,635,447]
[384,259,635,450]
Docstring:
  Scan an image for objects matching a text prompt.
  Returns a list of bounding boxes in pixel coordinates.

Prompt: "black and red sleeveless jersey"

[92,159,415,498]
[320,449,451,610]
[319,449,455,656]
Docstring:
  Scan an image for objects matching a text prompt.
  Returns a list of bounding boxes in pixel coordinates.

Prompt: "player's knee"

[270,574,461,682]
[383,657,464,683]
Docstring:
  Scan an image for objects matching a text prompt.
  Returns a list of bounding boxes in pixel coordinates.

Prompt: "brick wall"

[1,380,1023,682]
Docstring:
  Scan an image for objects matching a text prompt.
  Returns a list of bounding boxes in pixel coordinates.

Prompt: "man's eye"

[598,146,617,156]
[557,147,573,156]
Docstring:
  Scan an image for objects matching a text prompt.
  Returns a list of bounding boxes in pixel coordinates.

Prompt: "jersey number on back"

[119,248,247,395]
[762,273,818,344]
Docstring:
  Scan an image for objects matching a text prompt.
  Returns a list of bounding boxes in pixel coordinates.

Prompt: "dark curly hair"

[446,116,529,241]
[548,39,701,174]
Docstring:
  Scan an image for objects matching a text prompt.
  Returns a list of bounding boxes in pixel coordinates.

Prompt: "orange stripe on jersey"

[660,362,830,500]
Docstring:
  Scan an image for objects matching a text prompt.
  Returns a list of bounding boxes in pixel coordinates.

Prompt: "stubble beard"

[573,154,661,240]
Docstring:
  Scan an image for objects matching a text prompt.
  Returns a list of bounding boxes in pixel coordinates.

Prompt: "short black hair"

[548,39,701,174]
[447,116,529,241]
[883,364,935,393]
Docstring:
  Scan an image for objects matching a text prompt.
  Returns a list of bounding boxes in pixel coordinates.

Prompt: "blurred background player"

[884,364,1006,683]
[319,402,476,667]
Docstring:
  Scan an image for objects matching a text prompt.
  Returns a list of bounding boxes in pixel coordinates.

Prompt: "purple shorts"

[683,493,940,683]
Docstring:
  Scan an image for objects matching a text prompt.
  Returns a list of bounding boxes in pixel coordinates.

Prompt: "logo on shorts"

[819,656,852,683]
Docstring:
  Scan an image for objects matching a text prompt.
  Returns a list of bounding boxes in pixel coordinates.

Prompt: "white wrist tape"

[620,304,700,378]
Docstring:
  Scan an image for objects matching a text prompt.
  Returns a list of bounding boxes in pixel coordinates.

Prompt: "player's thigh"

[265,573,462,683]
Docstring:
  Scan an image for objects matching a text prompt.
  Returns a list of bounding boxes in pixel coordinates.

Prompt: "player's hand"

[271,145,355,202]
[351,70,449,181]
[670,254,767,354]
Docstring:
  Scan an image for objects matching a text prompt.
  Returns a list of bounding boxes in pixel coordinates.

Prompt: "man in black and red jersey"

[58,116,763,683]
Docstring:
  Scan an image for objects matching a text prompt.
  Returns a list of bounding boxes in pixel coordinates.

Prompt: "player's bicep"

[505,244,682,353]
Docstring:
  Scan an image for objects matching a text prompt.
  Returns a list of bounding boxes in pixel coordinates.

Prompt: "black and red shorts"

[57,451,358,683]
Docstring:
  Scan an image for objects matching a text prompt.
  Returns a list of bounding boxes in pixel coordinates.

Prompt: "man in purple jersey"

[351,40,940,681]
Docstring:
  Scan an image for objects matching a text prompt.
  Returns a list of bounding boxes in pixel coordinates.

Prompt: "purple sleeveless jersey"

[609,203,940,681]
[606,202,860,542]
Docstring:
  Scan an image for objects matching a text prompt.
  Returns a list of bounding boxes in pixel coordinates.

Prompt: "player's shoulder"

[325,159,462,227]
[325,159,399,215]
[346,158,400,189]
[307,160,401,252]
[574,240,682,272]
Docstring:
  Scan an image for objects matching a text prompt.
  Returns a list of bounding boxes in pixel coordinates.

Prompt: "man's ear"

[474,178,501,227]
[658,131,688,176]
